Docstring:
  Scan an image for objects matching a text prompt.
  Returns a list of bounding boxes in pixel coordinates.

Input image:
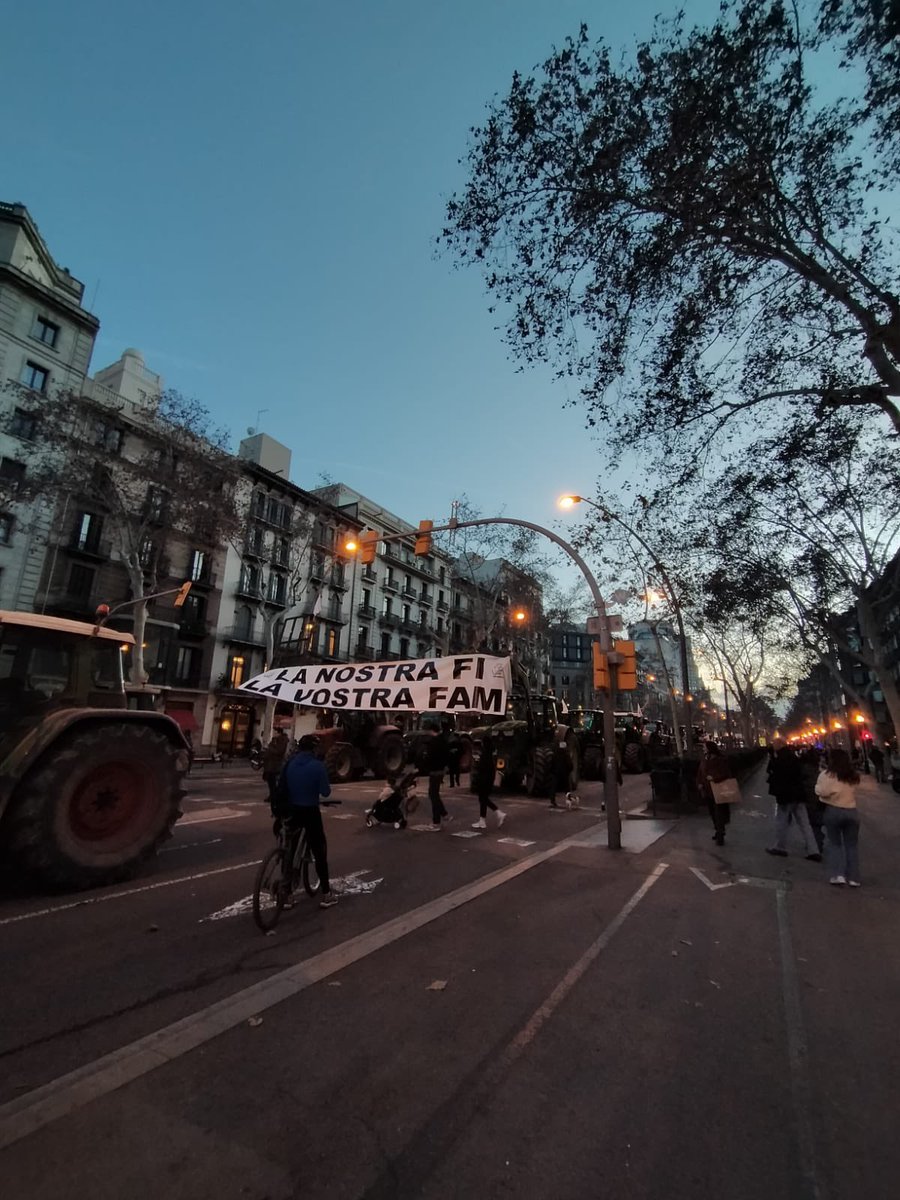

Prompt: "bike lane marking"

[0,861,262,928]
[0,822,628,1150]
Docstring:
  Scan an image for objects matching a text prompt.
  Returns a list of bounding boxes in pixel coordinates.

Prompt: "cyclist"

[280,734,338,908]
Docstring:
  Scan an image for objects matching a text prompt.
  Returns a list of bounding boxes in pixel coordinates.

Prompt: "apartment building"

[0,201,100,611]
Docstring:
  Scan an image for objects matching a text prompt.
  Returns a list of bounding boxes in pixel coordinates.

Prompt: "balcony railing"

[65,537,112,562]
[223,624,266,647]
[358,604,376,618]
[419,591,433,605]
[379,611,400,628]
[436,599,449,612]
[382,577,399,592]
[178,618,209,639]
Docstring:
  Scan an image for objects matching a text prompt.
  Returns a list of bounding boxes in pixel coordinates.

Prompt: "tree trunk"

[128,566,149,686]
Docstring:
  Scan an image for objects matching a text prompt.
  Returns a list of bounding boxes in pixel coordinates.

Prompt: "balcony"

[65,537,112,562]
[357,604,376,618]
[187,569,217,590]
[419,591,433,605]
[401,587,417,601]
[361,569,378,584]
[178,618,209,639]
[382,577,399,593]
[379,611,401,628]
[224,624,266,647]
[436,599,449,612]
[354,646,375,661]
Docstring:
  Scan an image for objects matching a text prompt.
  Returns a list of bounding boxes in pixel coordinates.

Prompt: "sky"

[2,0,721,574]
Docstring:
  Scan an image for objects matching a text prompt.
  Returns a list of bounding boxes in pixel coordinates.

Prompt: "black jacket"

[769,752,804,805]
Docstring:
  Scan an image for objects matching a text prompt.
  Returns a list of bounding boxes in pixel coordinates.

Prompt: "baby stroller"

[365,765,419,830]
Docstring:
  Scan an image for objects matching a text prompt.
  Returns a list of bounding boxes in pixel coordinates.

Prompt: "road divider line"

[179,812,247,826]
[160,839,223,854]
[0,861,261,927]
[0,822,608,1149]
[504,862,669,1061]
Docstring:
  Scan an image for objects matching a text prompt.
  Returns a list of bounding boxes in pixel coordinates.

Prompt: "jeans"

[707,798,729,841]
[774,802,817,854]
[823,806,860,883]
[429,771,448,823]
[477,787,498,819]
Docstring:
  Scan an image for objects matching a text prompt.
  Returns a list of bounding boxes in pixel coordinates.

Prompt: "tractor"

[467,681,579,798]
[403,712,475,775]
[316,711,407,784]
[570,710,656,777]
[0,611,189,890]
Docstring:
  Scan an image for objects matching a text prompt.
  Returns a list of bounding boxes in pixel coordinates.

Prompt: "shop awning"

[166,709,199,733]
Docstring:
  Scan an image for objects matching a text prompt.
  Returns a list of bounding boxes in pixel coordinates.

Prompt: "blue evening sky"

[2,0,719,561]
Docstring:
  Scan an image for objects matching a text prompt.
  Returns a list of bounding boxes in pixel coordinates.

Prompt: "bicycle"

[252,800,341,932]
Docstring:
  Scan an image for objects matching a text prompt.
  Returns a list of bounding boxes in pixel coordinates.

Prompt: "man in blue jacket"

[281,734,338,908]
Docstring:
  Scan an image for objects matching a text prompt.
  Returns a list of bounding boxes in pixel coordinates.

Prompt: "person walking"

[262,729,289,805]
[424,724,453,830]
[799,746,825,853]
[816,747,862,886]
[766,744,821,861]
[696,741,732,846]
[281,734,339,908]
[868,742,886,784]
[470,734,506,830]
[446,725,463,788]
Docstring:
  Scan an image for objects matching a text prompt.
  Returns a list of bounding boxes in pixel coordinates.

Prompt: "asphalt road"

[1,763,898,1199]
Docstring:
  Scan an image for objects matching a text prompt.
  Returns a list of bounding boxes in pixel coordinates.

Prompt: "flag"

[311,589,323,617]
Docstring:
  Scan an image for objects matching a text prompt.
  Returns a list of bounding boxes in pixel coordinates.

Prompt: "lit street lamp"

[559,494,695,752]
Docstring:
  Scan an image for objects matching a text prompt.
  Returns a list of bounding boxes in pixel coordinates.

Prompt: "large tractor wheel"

[6,723,183,891]
[324,741,355,784]
[525,745,555,797]
[373,733,406,779]
[623,742,643,774]
[582,747,603,780]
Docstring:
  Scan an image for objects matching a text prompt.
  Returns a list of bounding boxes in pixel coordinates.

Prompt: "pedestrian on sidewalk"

[697,740,732,846]
[799,747,825,853]
[424,723,453,830]
[470,733,506,830]
[766,744,821,861]
[816,747,862,886]
[869,742,886,784]
[262,730,289,806]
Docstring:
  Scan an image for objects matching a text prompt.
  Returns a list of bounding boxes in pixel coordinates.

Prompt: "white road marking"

[498,837,536,848]
[452,830,482,839]
[0,861,261,927]
[0,823,610,1148]
[690,866,737,892]
[160,838,223,854]
[201,871,385,922]
[179,812,247,827]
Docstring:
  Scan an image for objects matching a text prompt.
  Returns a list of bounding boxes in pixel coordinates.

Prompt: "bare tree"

[3,381,241,684]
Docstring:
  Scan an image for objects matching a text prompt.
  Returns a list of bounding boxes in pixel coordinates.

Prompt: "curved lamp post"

[559,495,695,753]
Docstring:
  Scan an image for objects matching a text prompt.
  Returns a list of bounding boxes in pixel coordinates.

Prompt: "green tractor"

[0,611,189,890]
[316,711,407,784]
[570,709,654,778]
[468,686,579,798]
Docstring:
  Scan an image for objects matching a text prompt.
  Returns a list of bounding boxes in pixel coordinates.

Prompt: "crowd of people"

[697,739,866,887]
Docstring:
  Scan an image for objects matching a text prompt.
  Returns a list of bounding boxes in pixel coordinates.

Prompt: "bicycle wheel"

[299,834,321,896]
[253,847,287,932]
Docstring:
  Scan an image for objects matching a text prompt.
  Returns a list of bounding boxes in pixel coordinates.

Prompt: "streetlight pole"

[415,515,622,849]
[559,496,695,753]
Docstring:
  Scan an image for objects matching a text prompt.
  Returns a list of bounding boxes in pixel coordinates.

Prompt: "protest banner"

[239,653,511,714]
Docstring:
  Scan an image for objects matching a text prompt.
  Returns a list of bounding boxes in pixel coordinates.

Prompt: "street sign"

[587,614,623,635]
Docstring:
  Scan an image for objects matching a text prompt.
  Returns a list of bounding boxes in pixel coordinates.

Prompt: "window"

[362,588,371,609]
[68,563,95,600]
[228,655,245,688]
[234,605,254,639]
[72,511,104,554]
[404,575,413,593]
[436,617,444,634]
[274,536,289,566]
[399,638,409,658]
[0,458,26,493]
[402,604,411,623]
[93,418,123,454]
[10,408,37,441]
[333,561,346,587]
[385,569,396,589]
[0,514,13,545]
[21,361,49,392]
[33,316,60,348]
[174,646,198,684]
[240,564,260,595]
[356,625,368,649]
[267,497,289,527]
[268,572,286,604]
[419,610,428,626]
[311,553,325,579]
[145,485,167,523]
[189,550,207,582]
[439,567,446,584]
[417,642,429,659]
[246,525,264,556]
[380,631,391,655]
[382,597,393,616]
[326,628,337,657]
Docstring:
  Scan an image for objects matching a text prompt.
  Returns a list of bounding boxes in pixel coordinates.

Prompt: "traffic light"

[617,639,637,690]
[359,529,379,564]
[414,519,433,556]
[174,581,192,608]
[592,642,610,691]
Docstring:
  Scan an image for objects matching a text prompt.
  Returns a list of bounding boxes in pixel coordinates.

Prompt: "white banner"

[239,654,511,715]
